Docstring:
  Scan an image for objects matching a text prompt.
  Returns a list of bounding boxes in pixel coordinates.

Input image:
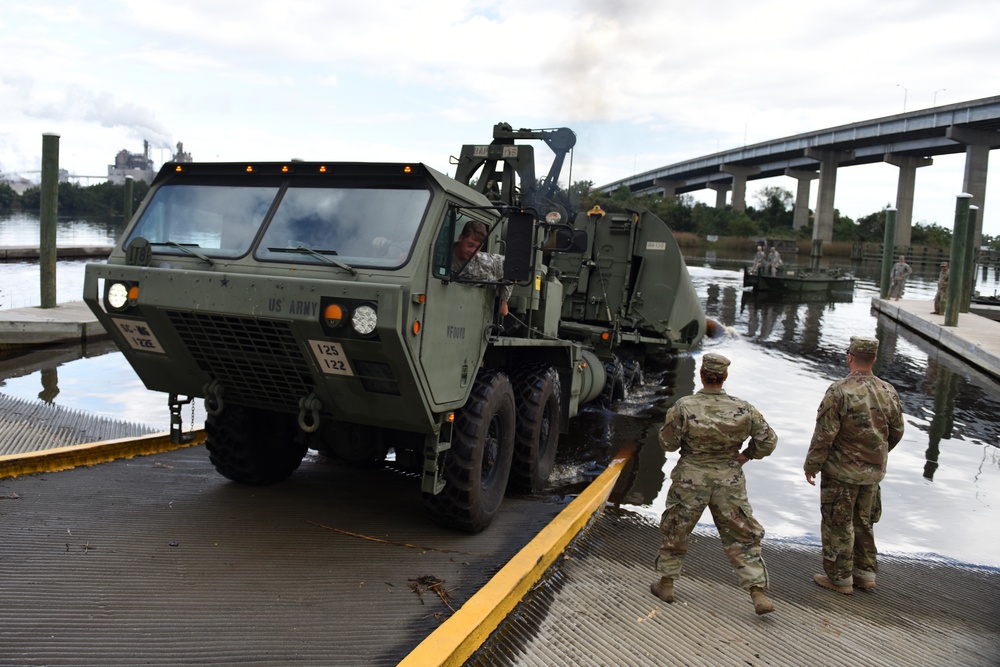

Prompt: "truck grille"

[165,311,314,412]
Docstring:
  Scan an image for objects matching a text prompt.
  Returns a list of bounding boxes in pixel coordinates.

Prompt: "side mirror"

[551,228,588,254]
[503,210,534,282]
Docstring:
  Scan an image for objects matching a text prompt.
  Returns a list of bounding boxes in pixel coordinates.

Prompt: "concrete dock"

[0,245,112,261]
[870,297,1000,380]
[0,301,104,348]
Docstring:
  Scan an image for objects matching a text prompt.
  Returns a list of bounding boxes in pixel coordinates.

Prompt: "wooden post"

[960,207,978,313]
[124,175,135,222]
[39,133,60,309]
[880,208,897,299]
[944,194,972,327]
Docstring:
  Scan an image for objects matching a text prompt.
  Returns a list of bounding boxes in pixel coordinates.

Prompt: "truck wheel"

[424,371,516,532]
[623,358,643,390]
[601,357,625,407]
[312,422,388,467]
[509,365,561,493]
[206,405,305,485]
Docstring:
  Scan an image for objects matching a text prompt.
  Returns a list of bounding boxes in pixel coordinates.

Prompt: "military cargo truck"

[83,123,705,532]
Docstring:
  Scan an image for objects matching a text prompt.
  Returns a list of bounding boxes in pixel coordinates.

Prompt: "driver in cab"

[452,220,511,317]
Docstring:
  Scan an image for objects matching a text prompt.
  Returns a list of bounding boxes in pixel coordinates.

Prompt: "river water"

[2,212,999,568]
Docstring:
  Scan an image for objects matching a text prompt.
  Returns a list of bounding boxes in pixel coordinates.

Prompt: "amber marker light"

[319,165,328,173]
[447,413,455,422]
[412,320,421,335]
[174,165,183,172]
[403,165,412,174]
[127,285,140,302]
[281,165,289,173]
[323,303,345,327]
[246,165,254,173]
[601,331,610,341]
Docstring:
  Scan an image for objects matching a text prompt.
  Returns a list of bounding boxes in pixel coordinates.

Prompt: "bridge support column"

[805,148,854,244]
[884,154,933,246]
[653,178,685,198]
[708,183,730,208]
[785,168,818,230]
[946,126,998,248]
[720,165,760,212]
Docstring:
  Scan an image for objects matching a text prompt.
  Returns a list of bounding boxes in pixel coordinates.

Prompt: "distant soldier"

[651,352,778,615]
[887,255,912,300]
[932,261,949,314]
[805,336,904,595]
[750,245,766,275]
[766,246,783,276]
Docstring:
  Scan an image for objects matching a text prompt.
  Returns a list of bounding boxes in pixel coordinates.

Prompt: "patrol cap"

[849,336,879,355]
[701,352,731,374]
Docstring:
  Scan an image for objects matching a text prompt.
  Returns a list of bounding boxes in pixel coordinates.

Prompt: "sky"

[1,0,999,237]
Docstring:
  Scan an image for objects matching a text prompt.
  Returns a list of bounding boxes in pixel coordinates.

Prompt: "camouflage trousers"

[820,475,880,586]
[655,478,768,591]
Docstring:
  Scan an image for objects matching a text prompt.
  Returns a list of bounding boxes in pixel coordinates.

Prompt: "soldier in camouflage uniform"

[805,336,904,595]
[651,352,778,615]
[887,255,913,300]
[452,220,512,316]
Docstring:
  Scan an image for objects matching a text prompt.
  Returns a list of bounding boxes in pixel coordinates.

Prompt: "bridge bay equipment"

[83,123,705,531]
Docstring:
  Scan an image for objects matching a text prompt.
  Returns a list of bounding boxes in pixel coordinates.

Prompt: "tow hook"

[168,393,196,444]
[203,380,224,416]
[298,393,323,433]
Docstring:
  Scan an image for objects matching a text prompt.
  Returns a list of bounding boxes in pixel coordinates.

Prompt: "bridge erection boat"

[744,266,856,295]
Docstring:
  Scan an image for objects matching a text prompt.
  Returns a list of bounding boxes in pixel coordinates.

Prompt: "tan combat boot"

[853,575,876,590]
[813,573,853,595]
[749,587,774,615]
[650,577,674,603]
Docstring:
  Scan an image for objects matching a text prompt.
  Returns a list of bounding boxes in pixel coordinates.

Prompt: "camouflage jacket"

[658,388,777,486]
[453,251,513,302]
[890,261,912,282]
[804,370,904,484]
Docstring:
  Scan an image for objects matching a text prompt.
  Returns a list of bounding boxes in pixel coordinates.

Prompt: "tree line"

[0,180,150,218]
[2,177,994,250]
[570,181,996,249]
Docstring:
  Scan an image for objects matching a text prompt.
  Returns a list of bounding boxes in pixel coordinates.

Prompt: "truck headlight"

[351,304,377,336]
[106,281,138,311]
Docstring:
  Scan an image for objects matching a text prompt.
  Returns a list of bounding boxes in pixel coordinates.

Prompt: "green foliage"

[748,185,794,231]
[854,209,886,241]
[0,182,16,211]
[911,222,952,246]
[11,180,149,217]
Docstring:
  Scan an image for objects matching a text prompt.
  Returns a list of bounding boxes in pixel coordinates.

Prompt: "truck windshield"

[124,184,279,258]
[256,185,430,269]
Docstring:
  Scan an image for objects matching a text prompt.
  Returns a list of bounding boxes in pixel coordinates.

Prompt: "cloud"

[22,86,173,149]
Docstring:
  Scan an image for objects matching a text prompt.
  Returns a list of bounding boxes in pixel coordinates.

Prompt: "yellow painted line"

[0,430,205,479]
[398,448,634,667]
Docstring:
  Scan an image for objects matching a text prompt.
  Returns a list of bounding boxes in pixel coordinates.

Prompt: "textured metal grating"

[165,311,314,411]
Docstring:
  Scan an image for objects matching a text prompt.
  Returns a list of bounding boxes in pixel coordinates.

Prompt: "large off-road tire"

[622,358,643,391]
[312,421,388,467]
[508,364,561,493]
[205,405,305,485]
[423,371,516,533]
[600,357,626,407]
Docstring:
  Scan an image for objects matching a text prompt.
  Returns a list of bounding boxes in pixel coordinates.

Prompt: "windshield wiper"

[151,241,216,266]
[268,246,358,276]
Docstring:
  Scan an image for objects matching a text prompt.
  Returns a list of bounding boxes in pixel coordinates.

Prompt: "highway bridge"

[598,95,1000,246]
